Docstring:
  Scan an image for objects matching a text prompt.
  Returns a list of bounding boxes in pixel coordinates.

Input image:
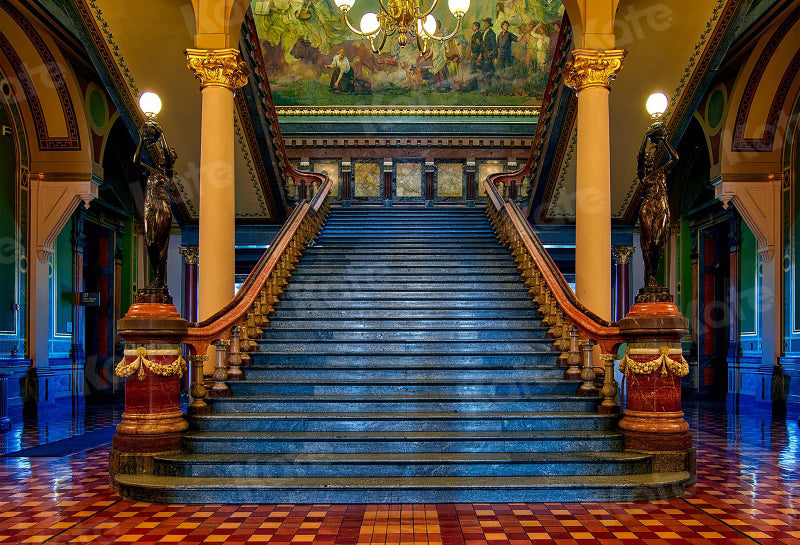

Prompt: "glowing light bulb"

[646,92,668,117]
[139,92,162,117]
[448,0,469,17]
[360,12,380,34]
[334,0,355,10]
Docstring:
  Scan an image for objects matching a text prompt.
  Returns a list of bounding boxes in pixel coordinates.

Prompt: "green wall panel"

[0,106,16,333]
[54,219,72,336]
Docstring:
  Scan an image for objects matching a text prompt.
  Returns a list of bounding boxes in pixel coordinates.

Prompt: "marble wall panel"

[396,162,423,197]
[477,160,506,196]
[354,161,381,197]
[437,162,463,198]
[313,161,340,197]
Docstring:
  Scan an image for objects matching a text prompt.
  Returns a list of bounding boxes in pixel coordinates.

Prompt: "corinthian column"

[186,49,248,325]
[563,49,626,322]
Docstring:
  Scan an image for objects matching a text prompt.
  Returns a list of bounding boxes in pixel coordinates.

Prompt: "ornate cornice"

[185,48,249,91]
[276,106,540,117]
[563,49,627,92]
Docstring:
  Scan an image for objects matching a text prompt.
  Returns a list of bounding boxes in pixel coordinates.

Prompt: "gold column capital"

[563,49,627,91]
[612,246,635,265]
[178,246,198,265]
[185,48,249,91]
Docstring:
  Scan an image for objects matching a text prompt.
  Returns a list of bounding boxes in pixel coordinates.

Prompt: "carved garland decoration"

[115,346,187,381]
[618,346,689,377]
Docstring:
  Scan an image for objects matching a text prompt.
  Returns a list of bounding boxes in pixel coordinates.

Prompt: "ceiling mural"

[252,0,563,108]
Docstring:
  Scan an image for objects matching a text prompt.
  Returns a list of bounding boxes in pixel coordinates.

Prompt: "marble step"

[273,300,535,310]
[288,274,524,283]
[226,379,580,397]
[190,411,616,432]
[266,318,545,330]
[205,395,600,413]
[180,430,622,454]
[243,365,563,381]
[253,340,555,354]
[260,329,548,341]
[266,309,540,319]
[246,354,558,367]
[115,472,691,503]
[153,451,650,478]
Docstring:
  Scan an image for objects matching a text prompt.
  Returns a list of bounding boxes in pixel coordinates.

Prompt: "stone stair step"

[266,309,540,319]
[189,411,617,432]
[115,472,691,503]
[205,395,600,413]
[260,329,547,341]
[153,451,650,478]
[254,340,556,354]
[274,300,536,310]
[266,319,544,330]
[181,430,624,454]
[244,367,563,381]
[227,379,580,396]
[246,354,559,367]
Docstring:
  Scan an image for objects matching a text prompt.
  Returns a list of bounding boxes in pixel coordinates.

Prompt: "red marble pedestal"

[109,303,188,484]
[617,301,695,475]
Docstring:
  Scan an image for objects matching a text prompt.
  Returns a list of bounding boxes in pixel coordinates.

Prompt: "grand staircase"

[115,206,689,502]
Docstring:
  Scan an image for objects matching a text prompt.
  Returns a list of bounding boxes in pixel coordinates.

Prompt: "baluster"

[578,339,598,396]
[547,311,563,339]
[599,353,618,413]
[557,317,570,368]
[227,327,243,381]
[210,339,230,397]
[565,326,581,380]
[188,353,209,414]
[239,323,253,367]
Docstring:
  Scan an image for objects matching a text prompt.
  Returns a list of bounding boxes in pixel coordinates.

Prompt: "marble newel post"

[563,49,626,323]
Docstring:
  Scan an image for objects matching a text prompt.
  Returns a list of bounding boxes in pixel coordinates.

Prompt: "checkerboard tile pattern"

[0,402,797,544]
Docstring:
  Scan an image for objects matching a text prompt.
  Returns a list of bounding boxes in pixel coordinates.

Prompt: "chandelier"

[333,0,471,53]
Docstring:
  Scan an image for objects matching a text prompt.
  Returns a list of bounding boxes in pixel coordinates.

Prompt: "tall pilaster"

[612,246,635,321]
[563,49,626,322]
[186,49,248,322]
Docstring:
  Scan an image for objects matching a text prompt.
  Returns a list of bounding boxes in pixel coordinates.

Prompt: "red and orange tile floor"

[0,401,798,544]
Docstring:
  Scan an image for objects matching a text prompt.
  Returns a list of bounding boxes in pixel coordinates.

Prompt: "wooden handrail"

[185,178,332,349]
[482,177,622,353]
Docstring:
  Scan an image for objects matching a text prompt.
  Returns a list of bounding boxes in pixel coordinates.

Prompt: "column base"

[627,447,696,481]
[619,409,691,450]
[109,432,183,485]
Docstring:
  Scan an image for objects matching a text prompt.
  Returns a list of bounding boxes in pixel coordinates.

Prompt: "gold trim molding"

[276,105,540,117]
[186,48,249,91]
[563,49,626,92]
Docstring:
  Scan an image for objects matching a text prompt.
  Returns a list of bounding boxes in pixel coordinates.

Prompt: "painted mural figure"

[480,18,497,89]
[328,49,354,93]
[468,21,483,91]
[636,120,679,301]
[496,21,518,71]
[133,119,176,302]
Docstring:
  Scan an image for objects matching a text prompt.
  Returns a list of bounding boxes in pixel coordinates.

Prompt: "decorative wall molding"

[285,137,533,149]
[714,174,781,260]
[31,173,99,261]
[277,106,540,117]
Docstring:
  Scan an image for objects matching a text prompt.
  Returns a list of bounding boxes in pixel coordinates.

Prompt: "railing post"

[189,354,209,415]
[598,353,618,413]
[209,339,230,397]
[227,326,244,381]
[618,301,692,473]
[578,339,597,396]
[565,326,581,380]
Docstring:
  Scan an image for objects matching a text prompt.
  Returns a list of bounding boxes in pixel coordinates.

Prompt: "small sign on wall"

[79,292,101,307]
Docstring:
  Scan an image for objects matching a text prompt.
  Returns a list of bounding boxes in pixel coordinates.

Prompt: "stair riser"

[116,483,685,504]
[254,342,556,354]
[289,274,524,283]
[304,250,511,256]
[267,310,541,319]
[243,369,564,381]
[267,319,544,330]
[260,330,548,341]
[274,301,536,310]
[226,382,580,397]
[247,355,558,366]
[281,289,530,299]
[205,400,600,412]
[191,418,617,433]
[154,460,650,478]
[183,437,624,454]
[294,267,520,275]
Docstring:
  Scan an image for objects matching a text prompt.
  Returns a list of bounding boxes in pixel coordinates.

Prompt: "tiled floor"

[0,401,798,544]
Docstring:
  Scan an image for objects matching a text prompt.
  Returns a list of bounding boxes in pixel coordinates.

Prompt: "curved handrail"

[185,177,332,347]
[482,177,621,348]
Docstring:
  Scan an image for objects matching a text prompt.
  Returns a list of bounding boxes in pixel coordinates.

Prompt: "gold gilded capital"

[563,49,626,92]
[185,48,249,91]
[612,246,635,265]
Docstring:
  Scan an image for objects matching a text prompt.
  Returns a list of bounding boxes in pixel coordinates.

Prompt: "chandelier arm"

[419,0,441,19]
[342,11,377,37]
[374,31,388,53]
[421,15,463,41]
[375,0,394,20]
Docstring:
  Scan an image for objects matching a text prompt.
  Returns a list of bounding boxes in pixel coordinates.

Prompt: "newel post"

[109,302,188,482]
[617,301,694,474]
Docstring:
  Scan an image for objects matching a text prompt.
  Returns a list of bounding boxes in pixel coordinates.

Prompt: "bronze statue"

[635,119,678,303]
[133,119,176,303]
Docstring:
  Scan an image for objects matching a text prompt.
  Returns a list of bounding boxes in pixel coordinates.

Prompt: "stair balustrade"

[184,177,332,413]
[483,176,623,413]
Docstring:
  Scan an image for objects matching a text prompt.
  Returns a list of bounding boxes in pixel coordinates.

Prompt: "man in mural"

[328,49,354,93]
[496,21,518,71]
[468,21,482,91]
[480,18,497,92]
